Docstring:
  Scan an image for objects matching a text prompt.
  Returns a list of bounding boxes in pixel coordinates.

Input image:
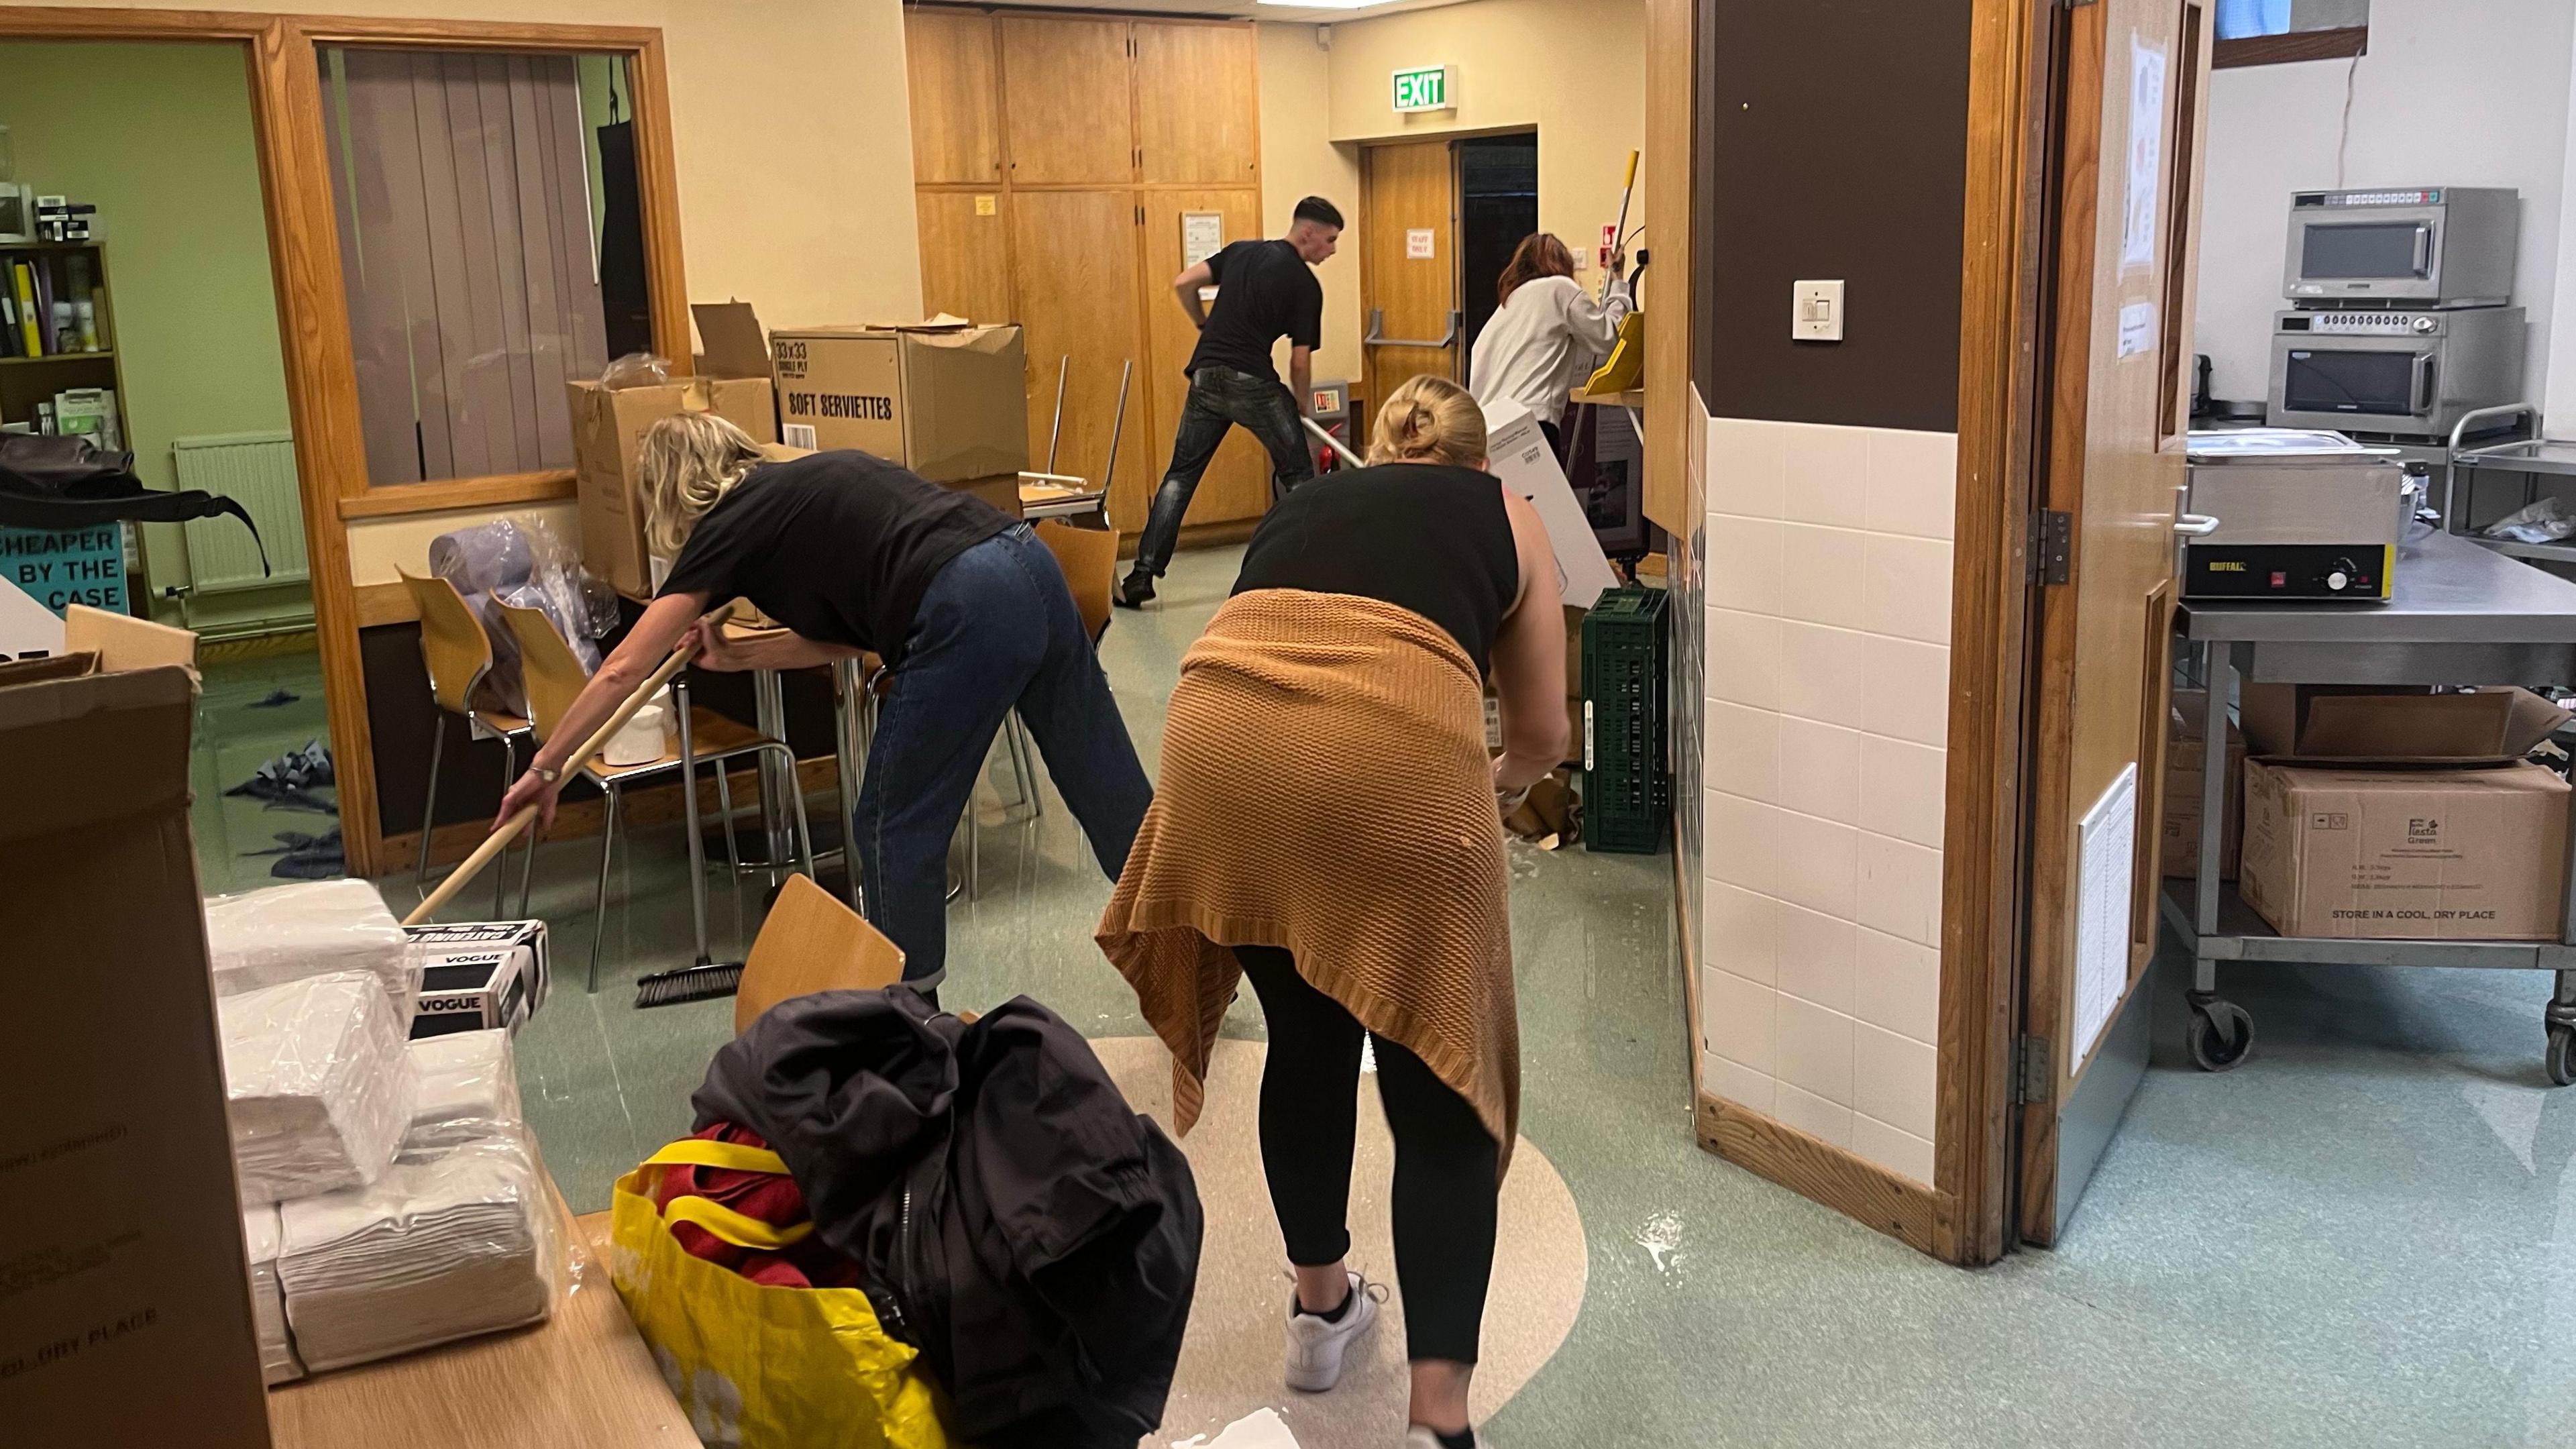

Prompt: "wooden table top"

[266,1199,695,1448]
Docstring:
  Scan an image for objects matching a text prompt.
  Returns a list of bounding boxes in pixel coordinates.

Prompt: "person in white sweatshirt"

[1466,232,1631,455]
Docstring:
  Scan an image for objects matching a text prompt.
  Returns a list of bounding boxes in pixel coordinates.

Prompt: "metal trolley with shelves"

[2167,529,2576,1085]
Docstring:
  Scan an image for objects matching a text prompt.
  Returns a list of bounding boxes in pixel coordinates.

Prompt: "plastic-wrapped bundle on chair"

[428,515,618,714]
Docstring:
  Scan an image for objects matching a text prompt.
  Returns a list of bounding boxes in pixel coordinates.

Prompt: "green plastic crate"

[1581,584,1670,854]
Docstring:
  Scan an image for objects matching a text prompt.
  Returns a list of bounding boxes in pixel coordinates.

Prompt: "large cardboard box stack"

[570,313,777,598]
[2161,688,2245,880]
[2237,686,2573,940]
[767,315,1029,487]
[2,608,274,1447]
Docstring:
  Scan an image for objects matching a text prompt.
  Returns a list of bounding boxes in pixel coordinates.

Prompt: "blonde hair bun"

[1365,374,1487,468]
[638,412,767,555]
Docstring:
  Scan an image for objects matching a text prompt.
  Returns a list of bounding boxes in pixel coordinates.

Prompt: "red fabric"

[651,1122,863,1290]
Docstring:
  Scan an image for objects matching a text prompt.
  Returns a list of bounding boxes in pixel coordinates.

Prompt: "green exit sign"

[1392,64,1452,113]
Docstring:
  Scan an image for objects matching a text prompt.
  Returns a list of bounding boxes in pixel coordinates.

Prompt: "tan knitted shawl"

[1095,587,1519,1175]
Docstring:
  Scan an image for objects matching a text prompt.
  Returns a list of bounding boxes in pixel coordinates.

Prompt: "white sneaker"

[1282,1270,1381,1392]
[1403,1429,1484,1448]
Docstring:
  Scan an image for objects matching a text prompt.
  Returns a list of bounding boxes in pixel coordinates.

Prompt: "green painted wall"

[0,40,304,628]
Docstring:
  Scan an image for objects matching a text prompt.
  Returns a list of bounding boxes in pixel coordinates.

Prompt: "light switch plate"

[1793,279,1845,342]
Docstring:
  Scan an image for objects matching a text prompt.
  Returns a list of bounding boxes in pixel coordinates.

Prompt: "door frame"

[0,5,691,879]
[1937,0,2074,1266]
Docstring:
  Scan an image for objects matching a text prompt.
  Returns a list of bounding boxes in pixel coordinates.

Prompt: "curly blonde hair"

[638,411,766,556]
[1366,374,1487,468]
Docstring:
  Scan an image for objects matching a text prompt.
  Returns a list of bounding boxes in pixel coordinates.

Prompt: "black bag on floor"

[693,989,1203,1449]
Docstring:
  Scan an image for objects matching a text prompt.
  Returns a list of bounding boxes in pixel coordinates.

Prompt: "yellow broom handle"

[402,627,707,928]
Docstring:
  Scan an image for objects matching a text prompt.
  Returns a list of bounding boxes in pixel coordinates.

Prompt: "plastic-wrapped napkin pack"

[206,879,417,1026]
[219,971,415,1204]
[240,1204,305,1385]
[277,1124,562,1373]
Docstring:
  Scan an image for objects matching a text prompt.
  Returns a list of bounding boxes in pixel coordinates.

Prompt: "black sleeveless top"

[1232,463,1521,673]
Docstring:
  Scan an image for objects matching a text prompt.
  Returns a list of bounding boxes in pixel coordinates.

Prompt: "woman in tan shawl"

[1097,375,1566,1449]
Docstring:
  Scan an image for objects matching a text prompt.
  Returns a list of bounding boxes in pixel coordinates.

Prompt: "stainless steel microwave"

[2266,307,2524,438]
[2282,187,2518,309]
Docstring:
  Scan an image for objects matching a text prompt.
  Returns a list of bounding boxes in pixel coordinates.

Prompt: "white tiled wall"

[1699,416,1956,1189]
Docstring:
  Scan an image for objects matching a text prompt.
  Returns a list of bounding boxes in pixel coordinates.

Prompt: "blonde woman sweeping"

[1098,375,1566,1449]
[498,416,1150,994]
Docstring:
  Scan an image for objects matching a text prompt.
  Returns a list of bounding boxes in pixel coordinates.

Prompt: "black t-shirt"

[1185,239,1324,384]
[657,451,1012,666]
[1232,464,1520,673]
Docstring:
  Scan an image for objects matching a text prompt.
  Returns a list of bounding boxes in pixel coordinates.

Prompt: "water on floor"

[193,640,338,897]
[342,545,2576,1448]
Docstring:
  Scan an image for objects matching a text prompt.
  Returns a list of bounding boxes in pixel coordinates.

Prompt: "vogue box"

[404,921,551,1038]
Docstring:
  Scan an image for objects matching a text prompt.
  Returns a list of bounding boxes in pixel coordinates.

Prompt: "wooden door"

[1138,190,1272,533]
[916,189,1014,327]
[1134,21,1258,186]
[1358,140,1460,435]
[999,16,1136,186]
[2018,0,2212,1246]
[906,7,1002,184]
[1011,190,1153,510]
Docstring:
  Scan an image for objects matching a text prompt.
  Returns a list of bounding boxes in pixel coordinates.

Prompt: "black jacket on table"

[692,989,1203,1449]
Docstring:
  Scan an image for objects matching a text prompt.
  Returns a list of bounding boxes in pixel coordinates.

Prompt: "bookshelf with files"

[1,239,125,450]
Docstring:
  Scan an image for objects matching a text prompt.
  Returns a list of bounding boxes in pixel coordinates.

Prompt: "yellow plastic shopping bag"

[608,1138,953,1449]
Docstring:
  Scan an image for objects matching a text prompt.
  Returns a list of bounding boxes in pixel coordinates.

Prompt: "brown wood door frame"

[0,7,691,879]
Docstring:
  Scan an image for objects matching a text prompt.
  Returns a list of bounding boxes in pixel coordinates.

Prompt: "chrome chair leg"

[1004,714,1043,821]
[778,743,818,880]
[587,786,620,994]
[415,716,447,898]
[716,765,743,878]
[492,735,517,918]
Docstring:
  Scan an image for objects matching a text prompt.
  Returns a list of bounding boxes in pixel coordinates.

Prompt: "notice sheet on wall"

[2075,763,2141,1066]
[1182,211,1224,268]
[2122,36,2167,272]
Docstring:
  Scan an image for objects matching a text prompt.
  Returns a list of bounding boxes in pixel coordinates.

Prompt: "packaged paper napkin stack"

[207,879,417,1026]
[241,1205,305,1385]
[277,1124,562,1372]
[404,1029,525,1151]
[219,971,415,1203]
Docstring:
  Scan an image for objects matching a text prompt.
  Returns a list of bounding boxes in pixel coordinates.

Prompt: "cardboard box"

[2241,684,2571,764]
[950,472,1026,521]
[1481,398,1621,609]
[2162,688,2245,880]
[404,921,551,1038]
[768,317,1029,483]
[2,610,273,1448]
[572,373,778,599]
[2240,759,2569,940]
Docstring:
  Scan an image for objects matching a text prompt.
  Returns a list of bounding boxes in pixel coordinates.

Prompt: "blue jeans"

[1133,365,1314,576]
[856,526,1152,987]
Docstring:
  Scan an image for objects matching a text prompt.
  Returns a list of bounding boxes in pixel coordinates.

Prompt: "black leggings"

[1236,945,1499,1364]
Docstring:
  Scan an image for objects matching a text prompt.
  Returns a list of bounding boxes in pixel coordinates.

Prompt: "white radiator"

[175,432,307,593]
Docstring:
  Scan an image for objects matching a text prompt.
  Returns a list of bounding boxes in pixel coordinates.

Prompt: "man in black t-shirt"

[1116,195,1342,608]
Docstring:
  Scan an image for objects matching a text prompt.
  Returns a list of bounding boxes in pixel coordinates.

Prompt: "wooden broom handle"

[402,626,709,927]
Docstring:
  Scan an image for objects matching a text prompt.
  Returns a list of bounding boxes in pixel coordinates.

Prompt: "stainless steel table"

[2169,527,2576,1085]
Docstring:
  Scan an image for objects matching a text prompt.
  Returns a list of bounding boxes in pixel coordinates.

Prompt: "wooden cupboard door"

[906,8,1002,184]
[2017,0,2210,1248]
[1134,22,1258,186]
[916,190,1014,327]
[1140,190,1272,531]
[1358,139,1460,431]
[1012,191,1153,517]
[1000,17,1136,186]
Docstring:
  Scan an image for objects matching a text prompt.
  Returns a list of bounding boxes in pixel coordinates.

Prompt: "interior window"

[321,48,651,488]
[2214,0,2367,68]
